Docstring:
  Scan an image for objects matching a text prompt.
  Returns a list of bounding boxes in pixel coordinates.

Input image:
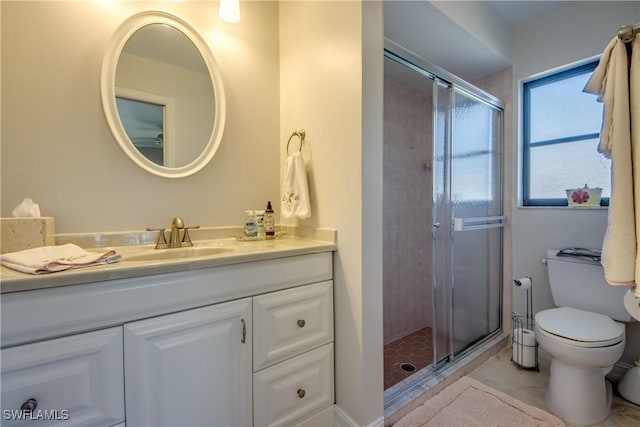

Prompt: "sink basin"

[126,246,233,262]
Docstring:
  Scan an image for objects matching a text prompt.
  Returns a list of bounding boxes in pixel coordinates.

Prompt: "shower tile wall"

[383,77,433,345]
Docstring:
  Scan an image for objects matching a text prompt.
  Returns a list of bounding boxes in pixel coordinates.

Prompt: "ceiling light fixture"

[219,0,240,23]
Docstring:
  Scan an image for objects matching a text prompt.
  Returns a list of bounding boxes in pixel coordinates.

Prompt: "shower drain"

[400,363,416,372]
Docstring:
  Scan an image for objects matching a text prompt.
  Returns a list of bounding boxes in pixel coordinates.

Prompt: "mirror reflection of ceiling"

[122,23,208,75]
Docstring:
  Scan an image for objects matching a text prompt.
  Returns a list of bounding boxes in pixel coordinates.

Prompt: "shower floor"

[384,326,433,389]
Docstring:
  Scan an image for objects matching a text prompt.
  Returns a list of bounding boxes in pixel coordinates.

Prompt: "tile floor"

[470,347,640,427]
[384,327,433,389]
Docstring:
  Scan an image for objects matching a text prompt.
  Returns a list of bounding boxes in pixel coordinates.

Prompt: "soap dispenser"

[244,210,257,238]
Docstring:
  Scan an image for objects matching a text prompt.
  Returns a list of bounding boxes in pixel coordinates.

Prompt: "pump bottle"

[265,201,275,239]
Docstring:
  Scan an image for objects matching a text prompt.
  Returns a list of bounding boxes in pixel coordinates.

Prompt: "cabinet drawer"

[0,327,124,427]
[254,281,333,371]
[253,343,334,427]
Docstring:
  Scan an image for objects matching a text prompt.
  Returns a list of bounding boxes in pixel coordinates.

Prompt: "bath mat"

[394,376,565,426]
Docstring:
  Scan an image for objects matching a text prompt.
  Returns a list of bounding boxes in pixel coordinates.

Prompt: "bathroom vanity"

[0,231,336,427]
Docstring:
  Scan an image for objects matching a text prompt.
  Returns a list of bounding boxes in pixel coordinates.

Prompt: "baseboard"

[367,416,385,427]
[335,405,384,427]
[296,405,337,426]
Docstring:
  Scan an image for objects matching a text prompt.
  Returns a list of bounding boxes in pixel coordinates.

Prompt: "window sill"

[517,205,608,210]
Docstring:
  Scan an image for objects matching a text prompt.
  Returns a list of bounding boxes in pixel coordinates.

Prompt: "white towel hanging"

[282,151,311,219]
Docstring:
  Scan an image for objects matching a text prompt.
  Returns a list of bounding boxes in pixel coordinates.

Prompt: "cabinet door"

[124,299,252,427]
[1,327,124,427]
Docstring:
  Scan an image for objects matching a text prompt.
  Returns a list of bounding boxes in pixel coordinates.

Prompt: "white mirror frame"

[101,11,226,178]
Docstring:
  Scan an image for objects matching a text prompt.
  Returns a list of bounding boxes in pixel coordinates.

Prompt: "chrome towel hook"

[618,23,640,43]
[286,129,306,155]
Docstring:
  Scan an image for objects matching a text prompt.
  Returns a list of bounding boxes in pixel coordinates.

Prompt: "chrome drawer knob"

[297,319,306,328]
[297,388,306,399]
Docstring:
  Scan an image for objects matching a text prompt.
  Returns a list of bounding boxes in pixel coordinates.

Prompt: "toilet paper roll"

[512,342,537,368]
[512,327,537,368]
[513,327,536,346]
[514,277,532,290]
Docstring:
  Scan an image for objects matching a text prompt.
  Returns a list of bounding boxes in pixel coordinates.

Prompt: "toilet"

[534,249,632,426]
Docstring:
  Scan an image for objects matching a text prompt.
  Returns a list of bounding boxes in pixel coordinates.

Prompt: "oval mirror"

[101,11,225,178]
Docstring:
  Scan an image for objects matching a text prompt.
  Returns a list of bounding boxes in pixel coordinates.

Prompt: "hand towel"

[584,36,640,297]
[1,243,121,274]
[282,151,311,219]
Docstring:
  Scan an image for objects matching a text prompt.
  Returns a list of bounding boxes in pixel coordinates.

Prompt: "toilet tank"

[545,249,632,322]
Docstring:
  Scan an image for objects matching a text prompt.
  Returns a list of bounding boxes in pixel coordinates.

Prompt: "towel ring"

[286,130,306,155]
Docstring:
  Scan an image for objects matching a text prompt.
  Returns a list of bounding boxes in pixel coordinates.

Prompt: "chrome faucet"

[169,217,184,248]
[147,217,200,249]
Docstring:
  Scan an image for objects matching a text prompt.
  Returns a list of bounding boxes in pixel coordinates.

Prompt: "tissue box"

[1,217,55,254]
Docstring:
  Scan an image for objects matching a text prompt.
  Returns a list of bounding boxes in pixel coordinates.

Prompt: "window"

[522,60,610,206]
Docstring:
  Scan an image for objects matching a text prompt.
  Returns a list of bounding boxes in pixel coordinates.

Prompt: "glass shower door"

[432,86,503,362]
[450,88,503,356]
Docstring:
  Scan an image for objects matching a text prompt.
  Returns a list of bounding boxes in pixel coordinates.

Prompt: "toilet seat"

[535,307,624,348]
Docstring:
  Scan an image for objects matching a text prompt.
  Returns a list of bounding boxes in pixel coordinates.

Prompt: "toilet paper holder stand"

[511,276,539,371]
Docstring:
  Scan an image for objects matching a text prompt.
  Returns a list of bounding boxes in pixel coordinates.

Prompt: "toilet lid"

[535,307,624,346]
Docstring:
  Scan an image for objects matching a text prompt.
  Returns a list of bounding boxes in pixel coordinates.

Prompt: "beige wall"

[1,1,280,233]
[279,1,384,425]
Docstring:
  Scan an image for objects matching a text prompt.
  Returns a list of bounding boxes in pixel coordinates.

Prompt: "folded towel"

[1,243,121,274]
[282,151,311,219]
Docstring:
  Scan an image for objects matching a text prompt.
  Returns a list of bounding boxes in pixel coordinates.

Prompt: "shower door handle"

[453,216,506,232]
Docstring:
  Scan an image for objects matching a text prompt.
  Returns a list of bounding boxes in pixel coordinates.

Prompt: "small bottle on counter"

[255,210,266,239]
[265,201,275,239]
[244,210,257,238]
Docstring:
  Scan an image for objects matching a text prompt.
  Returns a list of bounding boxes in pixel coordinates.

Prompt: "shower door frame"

[384,39,505,368]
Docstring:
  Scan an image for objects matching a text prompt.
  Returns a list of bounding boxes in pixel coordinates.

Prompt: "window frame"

[522,60,609,207]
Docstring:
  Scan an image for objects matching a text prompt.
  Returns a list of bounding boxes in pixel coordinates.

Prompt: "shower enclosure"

[383,43,504,390]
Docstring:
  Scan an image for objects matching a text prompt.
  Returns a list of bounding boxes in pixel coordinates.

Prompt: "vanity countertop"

[0,227,336,294]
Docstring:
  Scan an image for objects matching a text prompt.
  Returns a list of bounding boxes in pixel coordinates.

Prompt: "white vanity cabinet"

[124,298,252,427]
[124,281,335,427]
[0,327,125,427]
[1,251,335,427]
